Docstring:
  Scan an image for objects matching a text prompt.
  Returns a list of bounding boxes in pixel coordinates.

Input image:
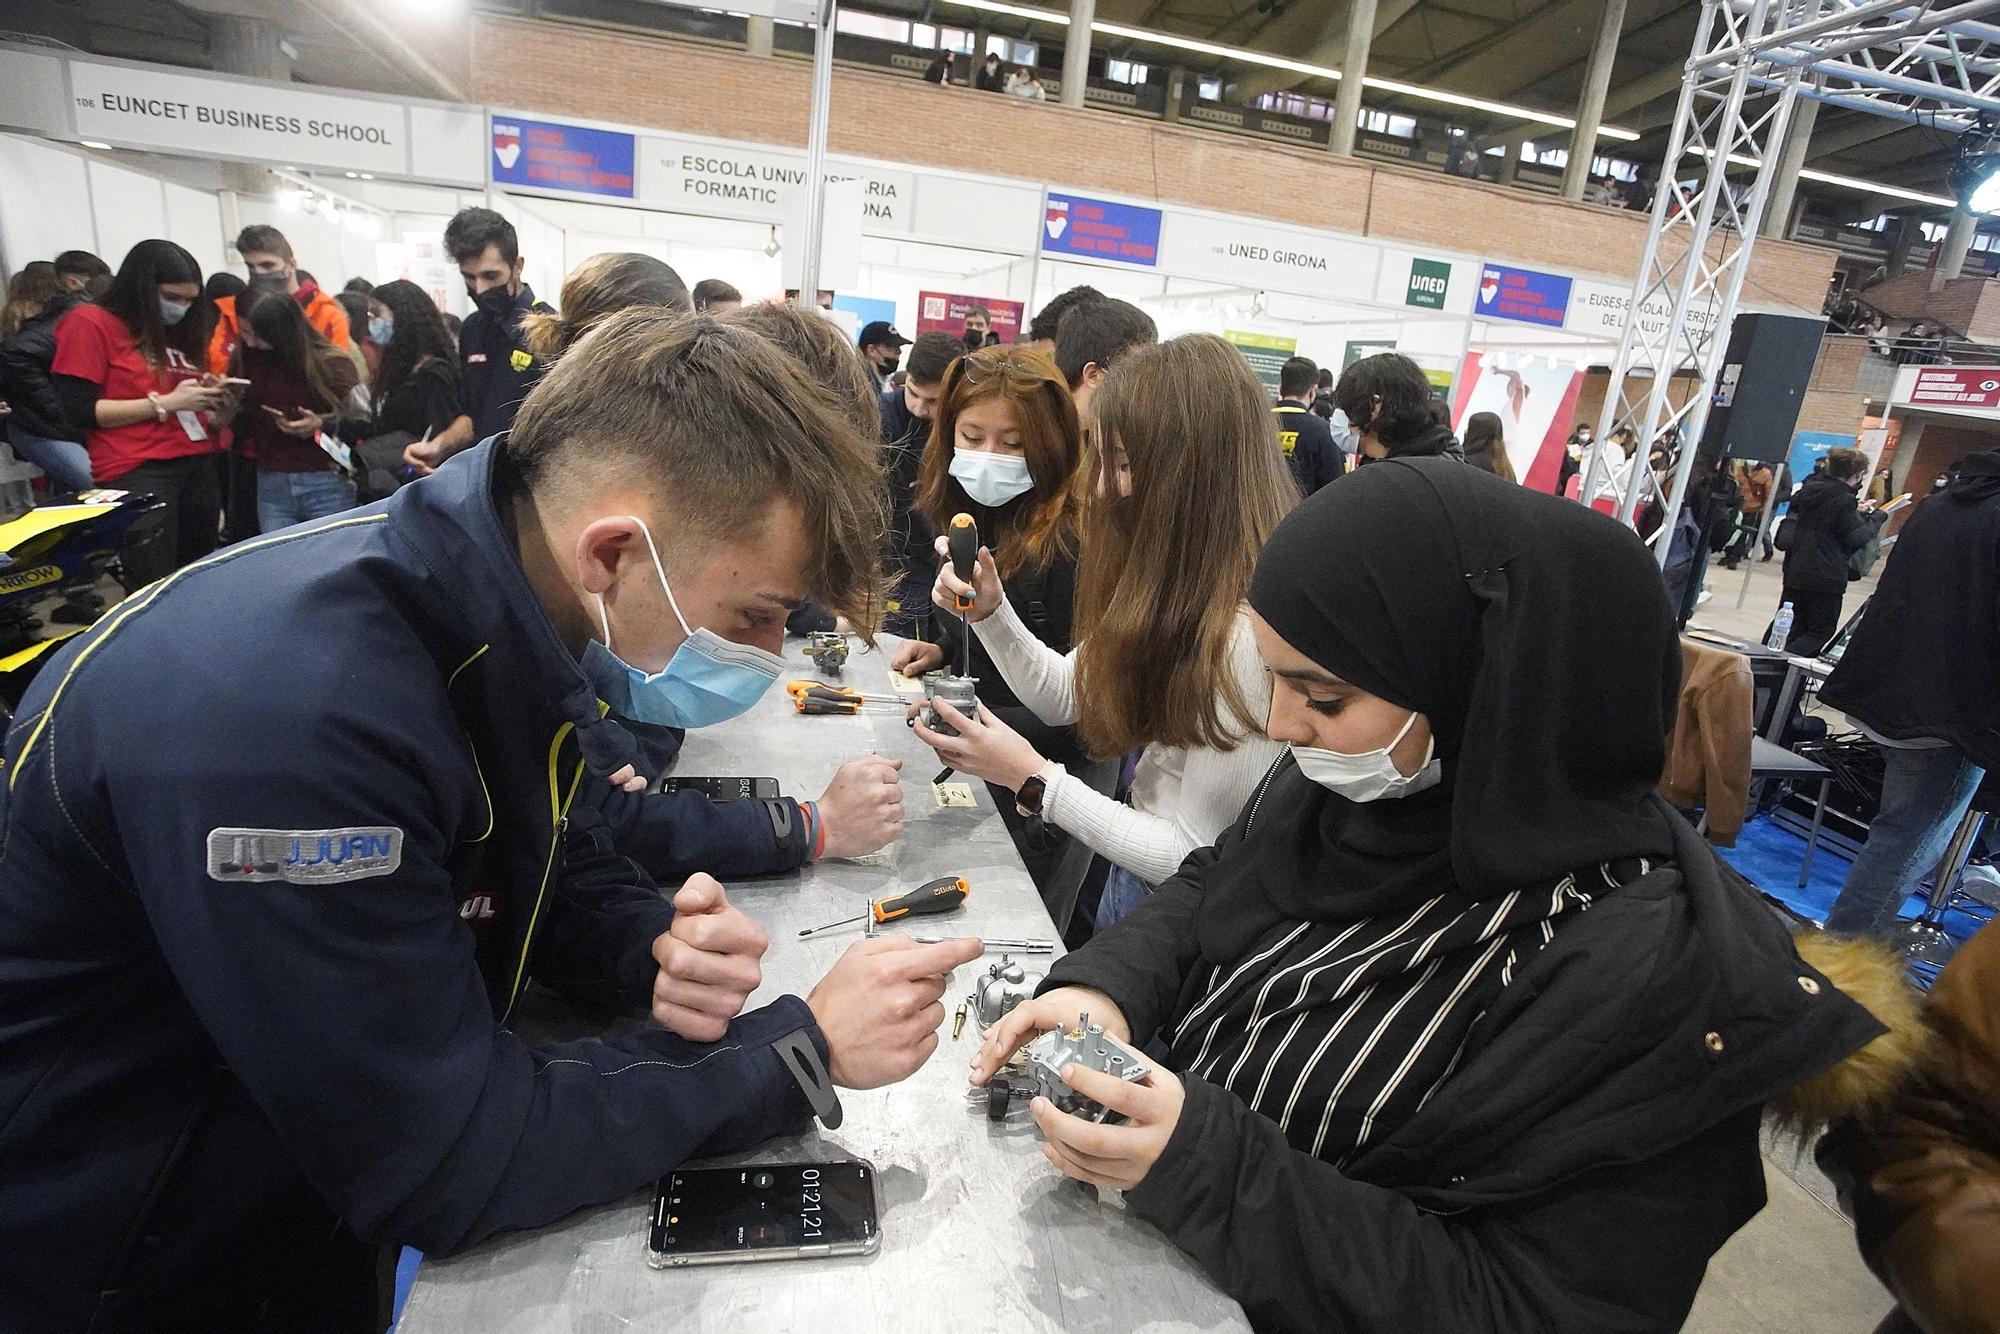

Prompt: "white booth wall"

[490,189,1036,334]
[0,134,227,281]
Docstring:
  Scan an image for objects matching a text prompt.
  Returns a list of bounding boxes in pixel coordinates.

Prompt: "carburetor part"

[970,954,1044,1032]
[1020,1015,1151,1124]
[804,631,848,675]
[972,1013,1152,1125]
[920,672,980,737]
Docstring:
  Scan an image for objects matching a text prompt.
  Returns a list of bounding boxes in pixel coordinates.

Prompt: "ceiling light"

[941,0,1640,140]
[1948,117,2000,214]
[1693,145,1955,208]
[80,140,111,150]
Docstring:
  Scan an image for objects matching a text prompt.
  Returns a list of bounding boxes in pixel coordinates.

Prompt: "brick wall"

[1851,268,2000,341]
[468,14,1834,311]
[1902,421,2000,508]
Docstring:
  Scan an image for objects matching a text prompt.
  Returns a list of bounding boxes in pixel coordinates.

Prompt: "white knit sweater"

[973,600,1284,885]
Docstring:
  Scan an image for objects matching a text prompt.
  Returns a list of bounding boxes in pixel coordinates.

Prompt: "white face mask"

[1291,710,1442,803]
[950,448,1035,508]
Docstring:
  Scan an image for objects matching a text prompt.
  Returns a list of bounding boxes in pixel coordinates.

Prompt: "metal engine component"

[970,955,1044,1032]
[804,631,848,675]
[921,672,979,737]
[1020,1015,1151,1124]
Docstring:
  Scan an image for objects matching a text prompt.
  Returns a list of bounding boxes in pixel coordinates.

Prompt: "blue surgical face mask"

[579,515,787,729]
[950,448,1034,508]
[369,315,393,345]
[159,298,190,326]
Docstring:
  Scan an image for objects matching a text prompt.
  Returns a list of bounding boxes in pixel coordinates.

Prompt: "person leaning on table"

[0,311,981,1331]
[971,458,1915,1333]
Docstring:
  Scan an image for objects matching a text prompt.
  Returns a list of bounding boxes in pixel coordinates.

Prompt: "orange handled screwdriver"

[797,876,970,937]
[786,681,899,715]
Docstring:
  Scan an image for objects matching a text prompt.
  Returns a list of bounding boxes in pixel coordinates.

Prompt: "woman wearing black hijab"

[972,458,1896,1331]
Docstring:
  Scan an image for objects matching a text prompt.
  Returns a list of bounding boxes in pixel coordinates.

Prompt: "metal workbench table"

[397,639,1248,1334]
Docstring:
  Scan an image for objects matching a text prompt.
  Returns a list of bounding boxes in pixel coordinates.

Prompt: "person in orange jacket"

[206,224,351,374]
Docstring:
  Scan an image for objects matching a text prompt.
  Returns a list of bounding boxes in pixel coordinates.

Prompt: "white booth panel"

[0,135,92,275]
[641,212,783,248]
[164,182,227,278]
[88,160,169,277]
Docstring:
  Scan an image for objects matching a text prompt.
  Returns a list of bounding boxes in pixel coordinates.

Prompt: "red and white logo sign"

[1479,270,1500,306]
[1908,367,2000,409]
[492,123,522,171]
[1044,198,1069,241]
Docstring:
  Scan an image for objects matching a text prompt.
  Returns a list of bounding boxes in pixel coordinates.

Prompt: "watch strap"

[773,1028,843,1129]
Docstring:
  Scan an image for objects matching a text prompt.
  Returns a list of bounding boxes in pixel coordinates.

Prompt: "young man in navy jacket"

[0,312,979,1329]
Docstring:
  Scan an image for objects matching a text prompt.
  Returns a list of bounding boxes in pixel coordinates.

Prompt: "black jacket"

[0,293,88,443]
[1821,449,2000,769]
[1382,421,1466,464]
[1781,473,1883,593]
[931,500,1077,712]
[0,441,823,1329]
[880,387,936,639]
[1044,762,1883,1333]
[1272,400,1345,496]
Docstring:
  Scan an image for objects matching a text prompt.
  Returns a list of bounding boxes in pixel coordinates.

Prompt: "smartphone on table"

[647,1160,879,1268]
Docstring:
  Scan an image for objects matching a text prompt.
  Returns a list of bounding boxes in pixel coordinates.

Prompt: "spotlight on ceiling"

[1947,117,2000,214]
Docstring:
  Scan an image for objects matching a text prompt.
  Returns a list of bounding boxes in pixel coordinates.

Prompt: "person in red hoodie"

[221,286,359,532]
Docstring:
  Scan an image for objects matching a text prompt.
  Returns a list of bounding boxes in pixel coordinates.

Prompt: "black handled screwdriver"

[947,512,978,680]
[797,876,970,937]
[932,513,982,784]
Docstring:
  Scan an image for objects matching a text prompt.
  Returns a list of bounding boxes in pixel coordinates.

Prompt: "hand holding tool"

[797,876,969,937]
[947,514,980,680]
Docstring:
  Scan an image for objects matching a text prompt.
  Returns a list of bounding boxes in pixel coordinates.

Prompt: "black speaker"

[1700,313,1827,464]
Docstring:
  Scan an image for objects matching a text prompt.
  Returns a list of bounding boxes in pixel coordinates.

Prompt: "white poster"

[1157,209,1379,300]
[638,134,915,234]
[1566,278,1724,344]
[68,61,409,176]
[1453,352,1583,485]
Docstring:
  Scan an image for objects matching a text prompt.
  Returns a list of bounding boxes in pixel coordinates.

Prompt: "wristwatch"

[1014,773,1048,818]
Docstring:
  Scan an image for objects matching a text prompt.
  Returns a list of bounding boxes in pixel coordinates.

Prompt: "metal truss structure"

[1582,0,2000,563]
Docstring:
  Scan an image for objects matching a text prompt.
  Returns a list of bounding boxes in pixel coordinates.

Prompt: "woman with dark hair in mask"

[337,280,462,502]
[1332,352,1459,463]
[971,459,1907,1331]
[51,239,226,585]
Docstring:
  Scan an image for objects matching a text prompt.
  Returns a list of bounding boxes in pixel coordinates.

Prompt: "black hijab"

[1245,457,1679,913]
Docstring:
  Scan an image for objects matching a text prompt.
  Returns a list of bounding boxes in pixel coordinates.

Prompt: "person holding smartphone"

[223,285,361,532]
[50,239,228,585]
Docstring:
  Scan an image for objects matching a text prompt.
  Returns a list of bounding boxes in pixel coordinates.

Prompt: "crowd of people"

[925,49,1049,100]
[0,198,1995,1334]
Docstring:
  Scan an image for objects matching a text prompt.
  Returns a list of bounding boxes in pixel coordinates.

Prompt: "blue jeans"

[1096,863,1153,932]
[1823,743,1986,937]
[10,429,93,494]
[257,469,355,533]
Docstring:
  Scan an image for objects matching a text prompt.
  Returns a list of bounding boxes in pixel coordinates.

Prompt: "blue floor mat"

[390,1247,421,1328]
[1717,814,1991,951]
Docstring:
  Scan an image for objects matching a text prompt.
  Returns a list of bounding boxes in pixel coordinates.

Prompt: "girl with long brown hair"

[224,285,359,531]
[910,334,1294,928]
[889,343,1085,703]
